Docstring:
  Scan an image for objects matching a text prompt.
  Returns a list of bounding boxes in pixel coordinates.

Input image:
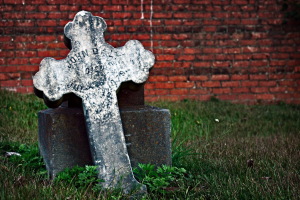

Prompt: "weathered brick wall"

[1,0,299,104]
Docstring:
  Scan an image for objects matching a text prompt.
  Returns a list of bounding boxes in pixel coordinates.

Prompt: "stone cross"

[33,11,155,194]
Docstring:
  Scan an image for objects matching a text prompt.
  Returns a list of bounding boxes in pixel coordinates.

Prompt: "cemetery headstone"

[33,11,171,195]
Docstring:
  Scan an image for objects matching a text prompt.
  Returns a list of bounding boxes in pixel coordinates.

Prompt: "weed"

[133,163,186,193]
[0,142,46,175]
[55,165,103,191]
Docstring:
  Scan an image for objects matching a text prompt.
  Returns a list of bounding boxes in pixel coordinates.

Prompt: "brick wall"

[1,0,299,104]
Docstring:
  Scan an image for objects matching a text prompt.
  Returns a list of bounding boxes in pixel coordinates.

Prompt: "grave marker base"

[38,105,172,178]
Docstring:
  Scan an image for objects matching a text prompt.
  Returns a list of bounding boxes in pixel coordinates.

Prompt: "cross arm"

[33,57,74,108]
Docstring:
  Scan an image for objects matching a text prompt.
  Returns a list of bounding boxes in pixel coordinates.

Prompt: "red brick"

[241,19,258,25]
[60,5,79,11]
[3,0,23,4]
[279,80,295,87]
[240,40,256,45]
[242,46,259,53]
[222,81,240,87]
[173,0,191,3]
[268,60,285,66]
[156,55,175,61]
[252,53,269,60]
[7,58,28,65]
[155,62,172,68]
[153,13,172,18]
[174,13,192,18]
[232,74,249,80]
[15,20,35,27]
[175,82,194,88]
[21,80,33,86]
[250,87,268,93]
[0,74,8,80]
[38,5,58,11]
[103,5,123,11]
[90,0,109,4]
[0,51,14,57]
[202,81,221,88]
[241,81,258,87]
[189,88,209,95]
[269,87,286,93]
[0,80,20,87]
[213,88,231,94]
[169,76,187,82]
[18,65,39,72]
[203,26,217,32]
[173,62,191,68]
[183,48,200,54]
[170,89,189,95]
[148,76,168,82]
[197,54,214,60]
[3,13,24,19]
[211,74,230,81]
[0,36,12,42]
[0,58,6,65]
[155,89,170,95]
[203,48,222,54]
[194,62,211,67]
[193,12,212,18]
[233,61,250,67]
[48,42,66,49]
[0,66,18,72]
[145,89,156,96]
[269,74,285,80]
[68,0,89,4]
[224,19,241,25]
[251,60,268,67]
[26,13,47,19]
[155,82,174,89]
[0,20,14,27]
[173,34,190,40]
[223,48,241,54]
[213,61,230,67]
[178,55,195,61]
[189,75,208,81]
[9,73,20,79]
[164,19,183,25]
[250,75,267,80]
[145,83,156,90]
[232,87,250,93]
[38,50,59,57]
[37,20,57,26]
[259,81,277,87]
[161,41,179,47]
[15,51,37,57]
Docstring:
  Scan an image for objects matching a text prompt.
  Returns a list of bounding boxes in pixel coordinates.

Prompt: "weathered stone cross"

[33,11,154,194]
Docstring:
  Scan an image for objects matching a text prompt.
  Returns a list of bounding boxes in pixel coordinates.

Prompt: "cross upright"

[33,11,155,194]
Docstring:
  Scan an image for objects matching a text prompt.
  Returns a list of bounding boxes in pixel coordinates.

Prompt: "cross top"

[33,11,155,195]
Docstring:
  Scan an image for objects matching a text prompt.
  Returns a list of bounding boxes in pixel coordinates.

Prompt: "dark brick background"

[1,0,299,104]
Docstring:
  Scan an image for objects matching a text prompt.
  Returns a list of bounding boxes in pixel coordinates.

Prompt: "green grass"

[1,90,300,199]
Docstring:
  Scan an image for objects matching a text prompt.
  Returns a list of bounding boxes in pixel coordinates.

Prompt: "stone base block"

[38,105,171,178]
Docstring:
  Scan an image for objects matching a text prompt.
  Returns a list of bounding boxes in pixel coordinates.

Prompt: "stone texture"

[33,11,155,194]
[38,107,93,178]
[38,106,171,178]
